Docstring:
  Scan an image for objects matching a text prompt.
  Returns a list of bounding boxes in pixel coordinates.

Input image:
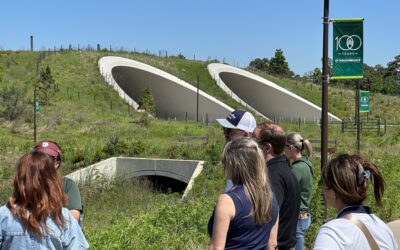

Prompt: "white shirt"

[314,213,398,250]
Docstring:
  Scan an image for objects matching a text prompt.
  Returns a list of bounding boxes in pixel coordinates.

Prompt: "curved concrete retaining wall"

[98,56,233,121]
[66,157,203,199]
[208,63,341,122]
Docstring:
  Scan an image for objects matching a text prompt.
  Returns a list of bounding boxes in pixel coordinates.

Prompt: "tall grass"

[1,51,400,249]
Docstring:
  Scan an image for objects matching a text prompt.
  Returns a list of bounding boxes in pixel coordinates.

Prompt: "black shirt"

[267,155,301,249]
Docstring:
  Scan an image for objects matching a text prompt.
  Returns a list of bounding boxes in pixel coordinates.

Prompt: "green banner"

[332,18,364,79]
[360,91,369,112]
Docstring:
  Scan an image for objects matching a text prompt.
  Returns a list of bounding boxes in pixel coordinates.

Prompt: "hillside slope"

[1,50,400,249]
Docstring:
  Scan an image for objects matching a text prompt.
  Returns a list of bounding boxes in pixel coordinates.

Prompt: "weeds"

[1,51,400,249]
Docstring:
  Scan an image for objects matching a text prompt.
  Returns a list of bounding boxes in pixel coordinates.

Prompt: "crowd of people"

[208,109,398,250]
[0,109,398,249]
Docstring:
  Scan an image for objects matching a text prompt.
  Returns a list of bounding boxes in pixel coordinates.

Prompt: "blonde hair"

[287,132,312,157]
[222,138,273,224]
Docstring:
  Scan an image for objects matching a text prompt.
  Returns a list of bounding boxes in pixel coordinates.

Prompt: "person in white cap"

[216,109,257,191]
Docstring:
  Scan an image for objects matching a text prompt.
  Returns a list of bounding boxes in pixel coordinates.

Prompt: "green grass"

[1,50,400,249]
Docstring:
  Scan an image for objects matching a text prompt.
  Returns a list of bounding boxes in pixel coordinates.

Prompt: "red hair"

[7,150,67,237]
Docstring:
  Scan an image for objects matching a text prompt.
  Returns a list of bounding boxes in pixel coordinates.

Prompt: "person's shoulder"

[59,207,76,222]
[319,218,355,233]
[61,207,71,215]
[293,157,313,167]
[291,161,311,173]
[271,193,279,208]
[63,176,75,184]
[0,205,11,215]
[62,177,79,189]
[218,193,234,204]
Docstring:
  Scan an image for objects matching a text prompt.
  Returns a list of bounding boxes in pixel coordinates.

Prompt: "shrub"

[138,87,155,115]
[103,136,128,156]
[127,140,145,155]
[0,86,27,121]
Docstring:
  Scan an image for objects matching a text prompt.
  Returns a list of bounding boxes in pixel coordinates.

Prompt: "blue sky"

[1,0,399,75]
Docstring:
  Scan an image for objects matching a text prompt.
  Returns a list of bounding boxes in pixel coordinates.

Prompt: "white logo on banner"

[336,35,362,51]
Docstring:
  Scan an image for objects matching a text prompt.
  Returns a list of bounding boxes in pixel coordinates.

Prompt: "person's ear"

[264,143,271,153]
[243,131,250,137]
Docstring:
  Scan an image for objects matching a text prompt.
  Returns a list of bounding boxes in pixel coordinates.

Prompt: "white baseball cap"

[216,109,256,133]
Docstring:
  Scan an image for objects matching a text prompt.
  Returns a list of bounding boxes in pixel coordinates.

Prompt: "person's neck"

[294,153,303,161]
[334,200,348,212]
[266,153,282,162]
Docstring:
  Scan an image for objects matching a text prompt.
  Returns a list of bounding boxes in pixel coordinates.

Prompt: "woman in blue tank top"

[208,138,279,250]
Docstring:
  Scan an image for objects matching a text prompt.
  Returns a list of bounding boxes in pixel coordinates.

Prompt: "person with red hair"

[0,150,88,249]
[34,140,83,223]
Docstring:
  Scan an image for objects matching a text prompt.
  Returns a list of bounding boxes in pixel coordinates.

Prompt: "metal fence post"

[384,119,387,134]
[377,118,381,136]
[341,119,345,133]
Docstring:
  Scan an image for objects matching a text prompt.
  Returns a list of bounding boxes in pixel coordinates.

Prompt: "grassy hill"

[1,50,400,249]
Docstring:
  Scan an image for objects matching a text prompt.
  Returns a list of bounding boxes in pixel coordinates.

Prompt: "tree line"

[249,49,400,95]
[248,49,294,77]
[305,55,400,94]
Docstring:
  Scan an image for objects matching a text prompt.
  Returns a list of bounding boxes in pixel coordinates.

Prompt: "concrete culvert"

[66,157,204,199]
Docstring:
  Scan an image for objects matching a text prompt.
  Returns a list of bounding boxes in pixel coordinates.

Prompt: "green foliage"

[103,136,128,156]
[81,176,213,249]
[249,49,293,77]
[312,67,322,85]
[176,54,186,60]
[269,49,293,77]
[0,86,27,121]
[127,140,145,155]
[138,87,155,115]
[206,143,220,164]
[136,112,153,126]
[328,54,400,95]
[35,65,58,105]
[2,51,400,249]
[249,58,269,72]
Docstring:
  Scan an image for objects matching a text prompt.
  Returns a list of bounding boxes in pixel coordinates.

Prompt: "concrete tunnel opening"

[66,157,204,199]
[144,176,188,194]
[101,59,233,122]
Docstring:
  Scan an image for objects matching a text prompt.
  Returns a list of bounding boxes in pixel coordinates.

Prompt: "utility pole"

[321,0,329,172]
[356,80,360,153]
[30,35,34,51]
[321,0,330,219]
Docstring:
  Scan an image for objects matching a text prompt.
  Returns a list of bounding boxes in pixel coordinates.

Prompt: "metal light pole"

[356,80,360,154]
[321,0,330,219]
[321,0,329,172]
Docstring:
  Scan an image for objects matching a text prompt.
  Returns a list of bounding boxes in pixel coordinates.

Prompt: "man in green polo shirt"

[35,141,83,223]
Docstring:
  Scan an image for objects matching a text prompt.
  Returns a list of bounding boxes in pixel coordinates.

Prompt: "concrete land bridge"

[98,56,340,122]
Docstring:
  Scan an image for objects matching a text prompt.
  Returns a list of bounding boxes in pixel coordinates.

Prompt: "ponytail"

[357,156,385,208]
[287,133,313,157]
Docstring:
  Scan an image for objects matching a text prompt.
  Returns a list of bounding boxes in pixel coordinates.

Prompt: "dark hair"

[256,122,286,155]
[322,154,385,207]
[7,150,67,237]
